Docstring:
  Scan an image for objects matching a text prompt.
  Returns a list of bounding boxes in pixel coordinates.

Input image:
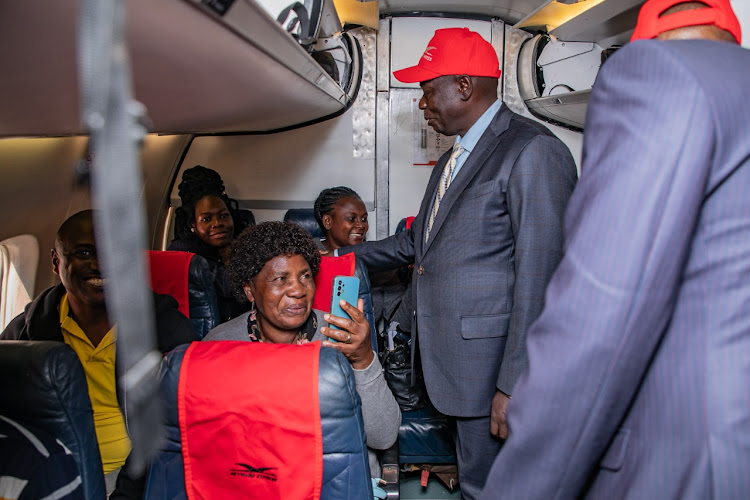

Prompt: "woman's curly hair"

[173,165,246,241]
[226,221,322,303]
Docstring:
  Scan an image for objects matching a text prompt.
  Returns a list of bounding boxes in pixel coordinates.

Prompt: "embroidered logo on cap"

[422,46,437,62]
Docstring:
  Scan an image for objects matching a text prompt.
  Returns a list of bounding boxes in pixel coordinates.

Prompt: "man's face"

[419,75,464,137]
[52,216,106,309]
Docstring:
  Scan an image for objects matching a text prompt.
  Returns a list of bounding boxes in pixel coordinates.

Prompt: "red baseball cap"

[393,28,501,83]
[631,0,742,44]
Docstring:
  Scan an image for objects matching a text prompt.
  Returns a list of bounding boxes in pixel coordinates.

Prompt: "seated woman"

[314,186,409,332]
[204,221,400,477]
[168,165,250,322]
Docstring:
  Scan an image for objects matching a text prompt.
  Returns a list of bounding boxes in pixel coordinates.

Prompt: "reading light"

[515,0,609,31]
[333,0,379,28]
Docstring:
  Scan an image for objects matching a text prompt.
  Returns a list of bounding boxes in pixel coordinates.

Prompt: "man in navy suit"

[337,28,577,498]
[480,1,750,498]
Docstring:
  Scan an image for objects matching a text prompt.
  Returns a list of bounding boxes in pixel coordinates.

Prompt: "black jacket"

[1,283,198,354]
[167,236,250,322]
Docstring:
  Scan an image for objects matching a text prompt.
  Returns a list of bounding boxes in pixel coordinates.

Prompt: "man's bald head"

[56,210,95,248]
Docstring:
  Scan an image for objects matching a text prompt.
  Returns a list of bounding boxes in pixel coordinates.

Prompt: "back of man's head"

[631,0,741,44]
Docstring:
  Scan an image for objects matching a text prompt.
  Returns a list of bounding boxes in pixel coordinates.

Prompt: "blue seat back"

[0,341,106,499]
[284,208,325,240]
[144,344,372,499]
[237,208,256,228]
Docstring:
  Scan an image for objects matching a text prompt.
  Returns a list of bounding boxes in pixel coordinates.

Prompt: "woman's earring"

[191,228,195,233]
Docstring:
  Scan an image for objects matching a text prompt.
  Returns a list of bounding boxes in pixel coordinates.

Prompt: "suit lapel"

[421,104,512,256]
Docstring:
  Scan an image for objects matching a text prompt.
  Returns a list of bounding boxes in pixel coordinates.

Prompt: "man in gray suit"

[480,1,750,498]
[337,28,577,498]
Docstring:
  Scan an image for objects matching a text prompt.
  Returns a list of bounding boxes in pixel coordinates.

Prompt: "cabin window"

[0,235,39,330]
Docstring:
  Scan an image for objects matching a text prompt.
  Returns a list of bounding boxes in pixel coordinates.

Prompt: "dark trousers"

[452,416,503,500]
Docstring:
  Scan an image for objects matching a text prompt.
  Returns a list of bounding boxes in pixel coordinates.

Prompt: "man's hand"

[490,390,511,439]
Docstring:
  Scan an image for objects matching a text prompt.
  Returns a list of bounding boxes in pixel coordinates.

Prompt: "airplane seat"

[0,340,106,499]
[394,216,416,234]
[283,208,325,240]
[143,342,372,499]
[236,208,256,228]
[147,250,220,339]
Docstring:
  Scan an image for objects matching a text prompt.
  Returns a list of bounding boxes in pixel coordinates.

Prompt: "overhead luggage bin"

[0,0,360,137]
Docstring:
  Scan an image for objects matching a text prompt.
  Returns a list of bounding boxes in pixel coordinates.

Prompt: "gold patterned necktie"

[426,142,465,242]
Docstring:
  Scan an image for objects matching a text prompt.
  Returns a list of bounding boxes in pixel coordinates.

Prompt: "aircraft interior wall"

[0,134,190,300]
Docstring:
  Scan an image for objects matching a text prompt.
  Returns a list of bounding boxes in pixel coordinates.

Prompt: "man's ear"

[51,248,61,276]
[457,75,473,101]
[243,283,255,303]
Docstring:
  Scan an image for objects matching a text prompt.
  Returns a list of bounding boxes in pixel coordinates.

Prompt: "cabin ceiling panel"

[378,0,548,24]
[0,0,348,137]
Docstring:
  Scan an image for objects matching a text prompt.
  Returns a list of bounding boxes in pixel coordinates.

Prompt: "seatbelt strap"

[78,0,162,474]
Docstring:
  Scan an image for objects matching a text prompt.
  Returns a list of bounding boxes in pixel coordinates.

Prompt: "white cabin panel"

[177,109,377,239]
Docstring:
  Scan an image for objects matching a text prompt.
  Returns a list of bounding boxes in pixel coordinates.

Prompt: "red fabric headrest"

[147,250,193,318]
[312,253,356,312]
[179,341,322,499]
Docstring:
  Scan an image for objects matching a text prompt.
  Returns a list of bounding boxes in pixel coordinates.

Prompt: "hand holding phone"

[327,276,359,342]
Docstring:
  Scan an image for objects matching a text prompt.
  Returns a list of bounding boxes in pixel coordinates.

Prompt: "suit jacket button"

[417,265,424,275]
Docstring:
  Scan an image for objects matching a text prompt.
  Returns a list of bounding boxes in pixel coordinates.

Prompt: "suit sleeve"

[481,42,714,499]
[497,133,577,394]
[340,226,417,272]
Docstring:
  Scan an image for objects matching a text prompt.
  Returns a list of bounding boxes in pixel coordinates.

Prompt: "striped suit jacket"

[343,104,577,417]
[481,39,750,499]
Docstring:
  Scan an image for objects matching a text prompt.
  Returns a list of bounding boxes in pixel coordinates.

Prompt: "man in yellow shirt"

[2,210,198,493]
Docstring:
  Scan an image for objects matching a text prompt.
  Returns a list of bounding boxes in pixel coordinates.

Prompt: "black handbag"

[380,325,427,411]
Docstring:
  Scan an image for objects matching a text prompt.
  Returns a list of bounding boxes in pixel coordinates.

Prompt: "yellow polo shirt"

[59,294,131,473]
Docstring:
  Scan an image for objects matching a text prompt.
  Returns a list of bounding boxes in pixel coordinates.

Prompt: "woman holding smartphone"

[203,221,400,477]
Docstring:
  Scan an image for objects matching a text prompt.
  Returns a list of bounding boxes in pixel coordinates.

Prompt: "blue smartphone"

[328,276,360,341]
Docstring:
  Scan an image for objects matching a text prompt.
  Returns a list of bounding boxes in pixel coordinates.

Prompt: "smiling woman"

[314,186,369,252]
[168,165,250,322]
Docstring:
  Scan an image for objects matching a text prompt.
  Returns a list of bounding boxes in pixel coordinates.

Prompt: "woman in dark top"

[168,165,250,322]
